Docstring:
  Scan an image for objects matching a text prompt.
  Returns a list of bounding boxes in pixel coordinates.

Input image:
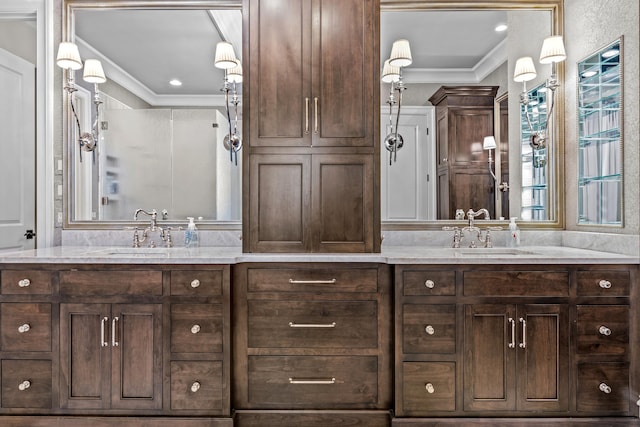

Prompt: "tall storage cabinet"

[243,0,380,253]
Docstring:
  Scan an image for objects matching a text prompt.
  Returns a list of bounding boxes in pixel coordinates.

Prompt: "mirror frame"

[379,0,565,230]
[62,0,243,230]
[62,0,564,231]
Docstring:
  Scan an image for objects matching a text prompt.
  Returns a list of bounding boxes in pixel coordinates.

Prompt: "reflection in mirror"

[66,6,242,224]
[380,4,563,226]
[577,38,623,225]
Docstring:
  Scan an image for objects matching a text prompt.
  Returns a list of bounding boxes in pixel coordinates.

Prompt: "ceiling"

[74,9,507,105]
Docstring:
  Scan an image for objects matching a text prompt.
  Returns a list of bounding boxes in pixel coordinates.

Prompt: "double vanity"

[0,245,637,426]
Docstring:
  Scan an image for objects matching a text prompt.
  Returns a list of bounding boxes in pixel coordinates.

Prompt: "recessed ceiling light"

[495,23,508,32]
[602,48,619,58]
[582,70,598,78]
[169,79,182,86]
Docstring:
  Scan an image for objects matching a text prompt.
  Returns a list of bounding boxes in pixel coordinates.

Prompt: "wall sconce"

[382,39,412,165]
[56,42,107,162]
[514,35,566,150]
[215,41,242,165]
[483,136,509,191]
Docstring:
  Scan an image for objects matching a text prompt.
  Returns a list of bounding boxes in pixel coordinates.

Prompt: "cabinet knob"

[190,279,201,288]
[599,382,612,394]
[18,278,30,288]
[424,280,435,289]
[191,324,201,334]
[18,380,31,391]
[190,381,201,393]
[599,279,612,289]
[425,383,435,394]
[18,324,31,333]
[425,325,435,335]
[598,325,612,336]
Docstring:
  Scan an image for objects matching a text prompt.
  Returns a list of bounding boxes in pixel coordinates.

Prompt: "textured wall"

[564,0,639,234]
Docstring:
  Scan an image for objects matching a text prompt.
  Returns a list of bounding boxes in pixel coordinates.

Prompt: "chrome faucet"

[466,208,490,227]
[132,209,172,248]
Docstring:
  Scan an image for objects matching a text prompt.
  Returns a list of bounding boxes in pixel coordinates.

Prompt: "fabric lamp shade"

[215,41,238,69]
[513,56,537,82]
[227,61,243,83]
[83,59,106,84]
[389,39,412,67]
[56,42,83,70]
[381,59,400,83]
[483,136,497,150]
[539,35,566,64]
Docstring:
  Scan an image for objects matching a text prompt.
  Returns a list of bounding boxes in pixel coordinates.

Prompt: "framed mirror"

[577,37,623,226]
[379,0,564,229]
[63,0,243,228]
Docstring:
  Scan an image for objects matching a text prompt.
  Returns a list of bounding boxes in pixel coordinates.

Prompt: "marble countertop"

[0,245,637,265]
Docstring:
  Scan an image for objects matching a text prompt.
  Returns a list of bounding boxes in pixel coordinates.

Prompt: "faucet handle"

[442,226,460,231]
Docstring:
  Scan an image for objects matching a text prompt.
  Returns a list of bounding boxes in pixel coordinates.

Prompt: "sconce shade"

[539,35,566,64]
[381,59,400,83]
[83,59,106,84]
[56,42,83,70]
[513,57,537,82]
[227,61,243,83]
[215,41,238,69]
[483,136,497,150]
[389,39,412,67]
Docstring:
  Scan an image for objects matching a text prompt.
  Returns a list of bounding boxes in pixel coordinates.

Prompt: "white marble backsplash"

[61,229,243,248]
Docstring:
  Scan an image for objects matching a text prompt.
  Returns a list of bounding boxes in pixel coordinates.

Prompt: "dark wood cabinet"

[429,86,498,219]
[244,0,380,253]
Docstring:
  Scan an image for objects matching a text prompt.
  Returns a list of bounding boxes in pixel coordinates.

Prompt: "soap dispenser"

[185,217,199,248]
[507,217,520,248]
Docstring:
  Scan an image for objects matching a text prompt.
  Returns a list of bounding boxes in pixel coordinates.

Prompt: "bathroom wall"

[564,0,640,234]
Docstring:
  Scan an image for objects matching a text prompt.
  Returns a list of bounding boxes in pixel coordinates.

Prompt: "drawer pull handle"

[112,317,119,347]
[191,381,201,393]
[289,377,336,385]
[508,318,516,349]
[190,279,201,288]
[289,321,336,328]
[18,323,30,333]
[18,380,31,391]
[519,317,527,349]
[599,325,612,336]
[425,325,435,335]
[101,317,109,347]
[191,324,201,334]
[425,280,435,289]
[599,382,612,394]
[289,279,336,285]
[18,279,31,288]
[425,382,435,394]
[599,279,612,289]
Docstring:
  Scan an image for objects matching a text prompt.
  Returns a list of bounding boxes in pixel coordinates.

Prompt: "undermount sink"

[451,248,536,257]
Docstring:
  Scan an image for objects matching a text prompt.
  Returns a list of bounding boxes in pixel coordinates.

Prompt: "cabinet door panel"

[249,155,311,252]
[517,304,569,412]
[111,304,162,410]
[312,154,373,252]
[60,303,111,409]
[463,304,515,411]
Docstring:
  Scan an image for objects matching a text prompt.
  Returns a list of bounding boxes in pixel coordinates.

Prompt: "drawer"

[248,300,377,349]
[403,270,455,296]
[402,362,455,414]
[577,270,630,296]
[170,361,223,412]
[171,270,223,296]
[403,304,455,354]
[1,270,52,295]
[463,270,569,296]
[171,304,223,353]
[577,362,630,413]
[247,267,378,293]
[1,359,52,408]
[1,303,51,352]
[59,270,162,296]
[248,355,378,407]
[235,411,390,427]
[576,305,629,355]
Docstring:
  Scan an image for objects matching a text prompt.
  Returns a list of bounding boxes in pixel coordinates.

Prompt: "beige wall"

[564,0,639,234]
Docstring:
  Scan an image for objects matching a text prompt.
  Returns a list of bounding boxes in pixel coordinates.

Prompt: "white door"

[381,106,436,221]
[0,47,35,252]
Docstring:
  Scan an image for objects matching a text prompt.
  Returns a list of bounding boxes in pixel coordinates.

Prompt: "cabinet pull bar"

[305,97,310,134]
[519,317,526,349]
[112,316,119,347]
[289,278,336,284]
[508,318,516,349]
[101,317,108,347]
[313,97,319,134]
[289,377,335,385]
[289,321,336,328]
